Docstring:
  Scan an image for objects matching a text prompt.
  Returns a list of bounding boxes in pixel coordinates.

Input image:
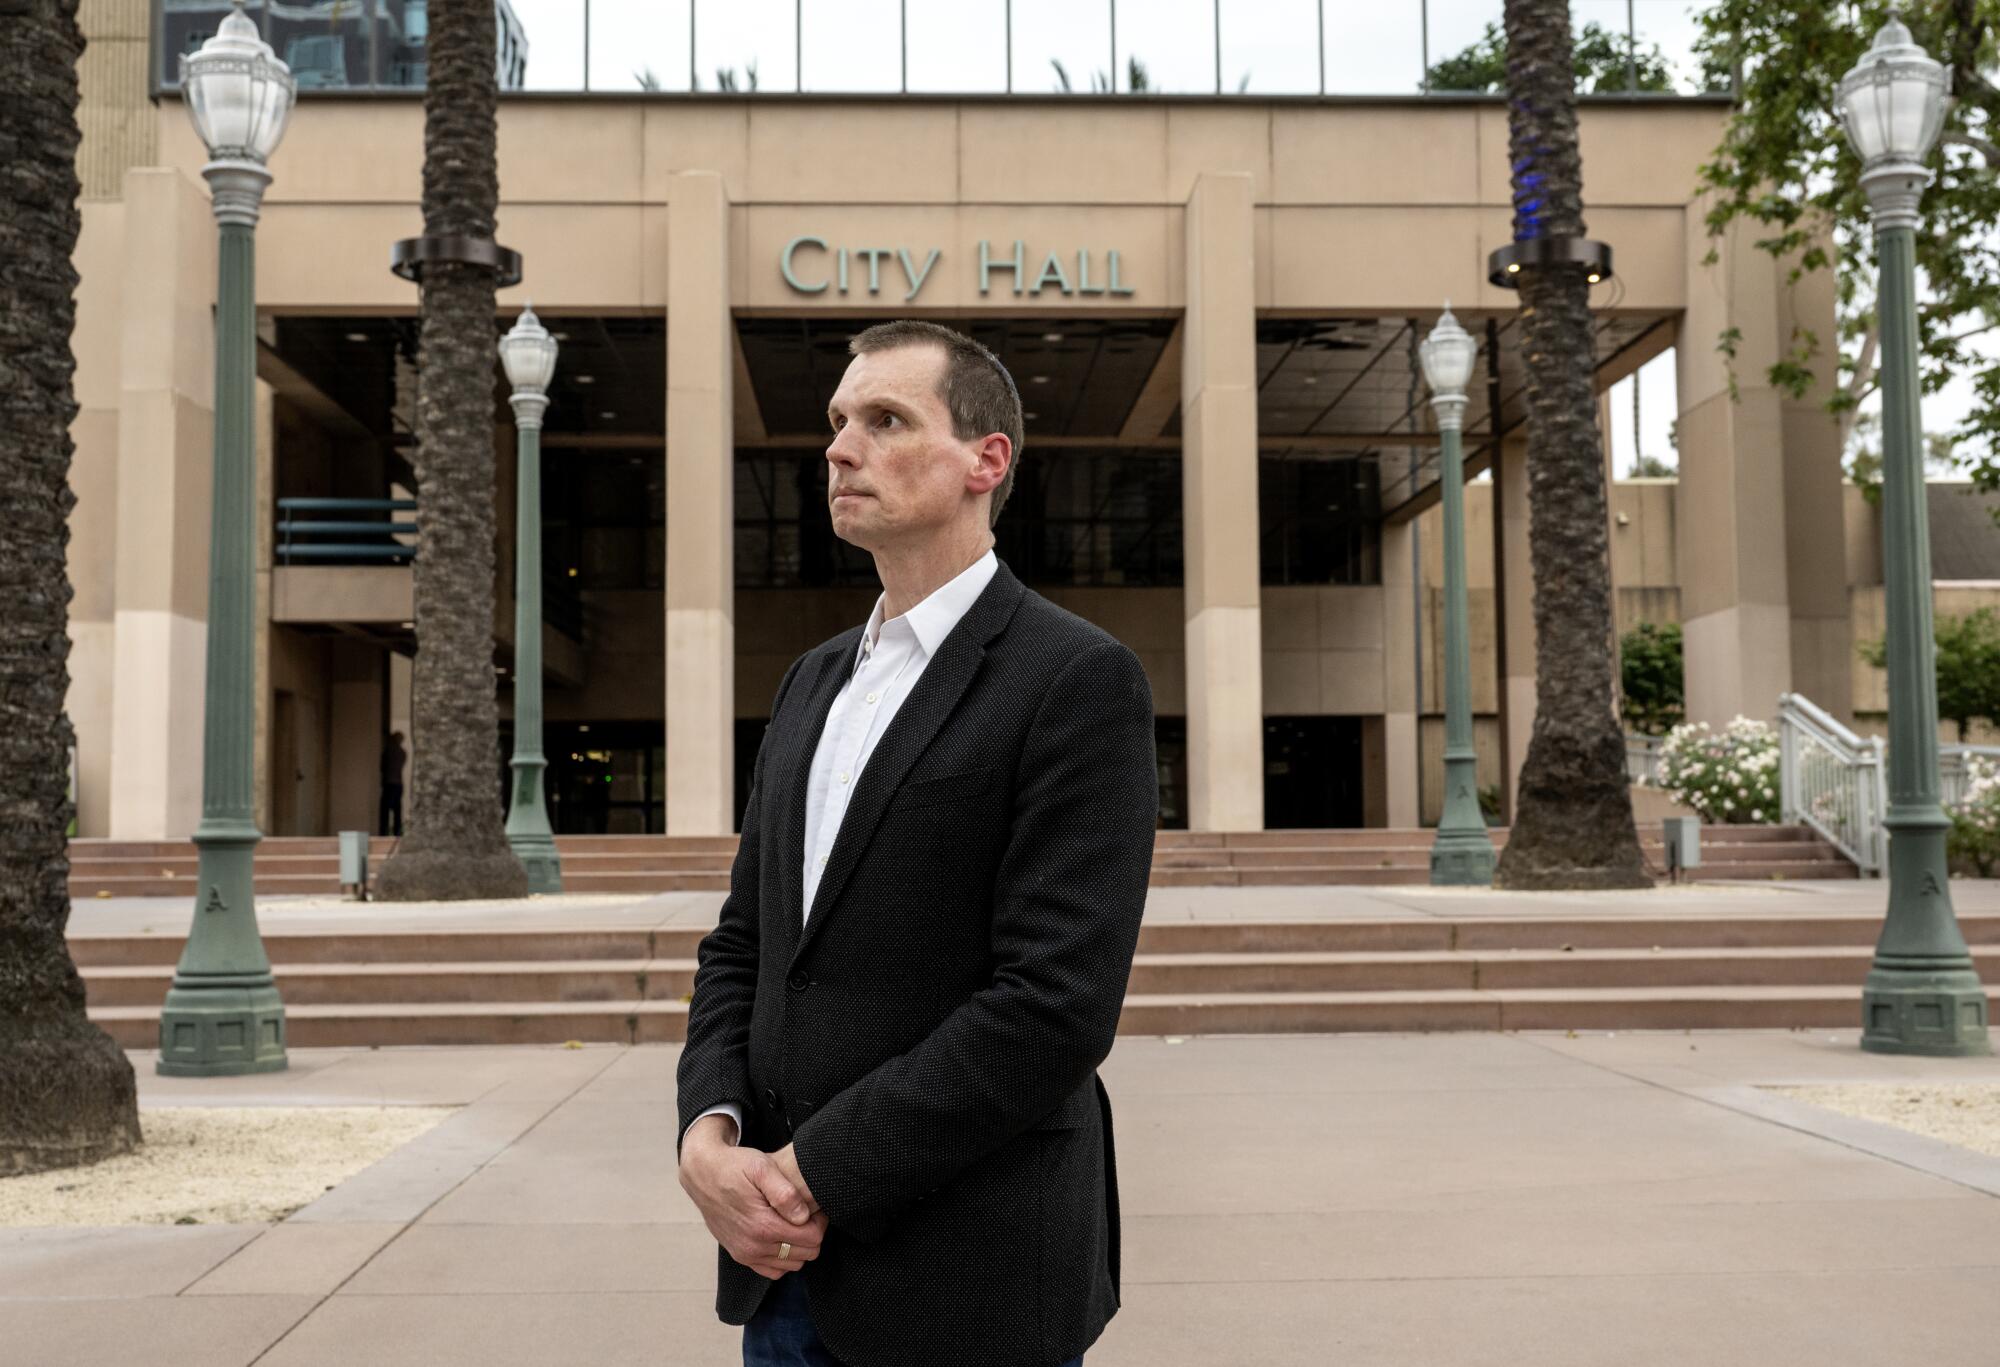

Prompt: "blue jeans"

[743,1271,1084,1367]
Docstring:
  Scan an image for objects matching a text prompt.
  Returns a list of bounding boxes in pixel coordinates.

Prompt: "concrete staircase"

[73,911,1998,1048]
[67,825,1852,899]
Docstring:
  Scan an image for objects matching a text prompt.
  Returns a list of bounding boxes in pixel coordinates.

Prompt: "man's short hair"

[848,320,1022,528]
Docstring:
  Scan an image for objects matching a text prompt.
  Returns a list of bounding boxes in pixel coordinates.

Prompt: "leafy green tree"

[1619,622,1686,735]
[1426,19,1678,93]
[1859,607,2000,741]
[1629,454,1677,478]
[1692,2,2000,515]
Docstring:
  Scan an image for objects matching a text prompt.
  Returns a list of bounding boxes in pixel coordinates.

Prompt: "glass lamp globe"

[1837,16,1949,166]
[501,304,560,393]
[179,0,296,164]
[1419,304,1478,401]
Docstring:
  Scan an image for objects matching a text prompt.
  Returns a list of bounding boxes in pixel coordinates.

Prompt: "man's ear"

[971,433,1011,494]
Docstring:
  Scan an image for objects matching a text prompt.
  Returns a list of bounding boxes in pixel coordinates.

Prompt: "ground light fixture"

[500,305,564,894]
[1836,18,1988,1055]
[158,0,296,1076]
[1416,305,1497,886]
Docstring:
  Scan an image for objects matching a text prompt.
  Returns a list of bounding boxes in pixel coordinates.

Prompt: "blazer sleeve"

[790,639,1157,1239]
[675,651,807,1160]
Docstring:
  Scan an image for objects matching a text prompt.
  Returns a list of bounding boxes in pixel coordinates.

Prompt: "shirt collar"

[857,549,999,668]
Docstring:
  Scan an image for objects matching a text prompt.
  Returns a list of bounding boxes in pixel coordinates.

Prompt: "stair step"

[89,981,2000,1048]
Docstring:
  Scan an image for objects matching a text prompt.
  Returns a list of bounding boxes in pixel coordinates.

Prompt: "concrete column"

[1379,519,1420,828]
[1779,258,1854,721]
[67,202,126,837]
[1675,210,1795,726]
[107,168,216,839]
[664,170,735,835]
[389,650,414,825]
[1494,434,1535,818]
[1181,172,1263,832]
[326,641,387,835]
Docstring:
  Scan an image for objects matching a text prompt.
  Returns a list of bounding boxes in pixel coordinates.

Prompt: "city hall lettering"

[780,236,1135,300]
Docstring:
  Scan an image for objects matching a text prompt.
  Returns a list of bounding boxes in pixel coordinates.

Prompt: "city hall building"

[67,1,1900,845]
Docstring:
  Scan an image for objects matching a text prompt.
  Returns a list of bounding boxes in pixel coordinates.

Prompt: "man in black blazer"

[676,320,1158,1367]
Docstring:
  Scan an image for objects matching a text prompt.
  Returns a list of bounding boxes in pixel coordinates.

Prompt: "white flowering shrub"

[1653,716,1781,824]
[1948,755,2000,877]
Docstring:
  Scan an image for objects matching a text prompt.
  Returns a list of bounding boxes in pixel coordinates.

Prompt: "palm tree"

[374,0,527,901]
[1491,0,1649,890]
[0,0,143,1175]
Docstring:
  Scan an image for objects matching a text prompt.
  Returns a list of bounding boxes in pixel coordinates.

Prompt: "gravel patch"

[1773,1083,2000,1161]
[0,1106,453,1227]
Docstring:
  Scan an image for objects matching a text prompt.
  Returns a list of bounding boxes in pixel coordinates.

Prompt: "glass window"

[905,0,1007,95]
[265,0,376,91]
[379,0,428,89]
[735,451,877,588]
[162,0,254,88]
[698,0,798,93]
[496,0,585,89]
[1635,0,1720,93]
[1325,3,1425,95]
[994,449,1183,588]
[800,0,902,92]
[585,0,688,91]
[1422,0,1504,91]
[1218,0,1318,95]
[1259,452,1382,586]
[1010,0,1113,95]
[1112,0,1214,94]
[1572,0,1639,92]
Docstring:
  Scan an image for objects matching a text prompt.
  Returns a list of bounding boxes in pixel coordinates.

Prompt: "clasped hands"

[678,1113,827,1280]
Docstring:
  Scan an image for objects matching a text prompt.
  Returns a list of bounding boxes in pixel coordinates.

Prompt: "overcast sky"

[495,0,1979,476]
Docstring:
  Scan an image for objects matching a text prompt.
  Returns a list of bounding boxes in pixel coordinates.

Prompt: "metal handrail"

[1777,692,1887,876]
[1942,744,2000,808]
[276,497,417,566]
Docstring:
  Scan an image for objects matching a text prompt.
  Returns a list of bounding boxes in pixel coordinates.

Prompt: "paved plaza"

[7,1010,2000,1363]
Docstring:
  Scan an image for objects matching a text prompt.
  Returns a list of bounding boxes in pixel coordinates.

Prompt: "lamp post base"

[506,831,564,896]
[157,981,288,1076]
[1430,751,1496,886]
[1430,831,1498,886]
[1860,966,1992,1056]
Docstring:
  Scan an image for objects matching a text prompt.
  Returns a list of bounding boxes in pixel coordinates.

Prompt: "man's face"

[825,343,991,553]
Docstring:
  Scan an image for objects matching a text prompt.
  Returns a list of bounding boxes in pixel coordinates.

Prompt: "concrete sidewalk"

[5,1031,2000,1365]
[64,876,2000,940]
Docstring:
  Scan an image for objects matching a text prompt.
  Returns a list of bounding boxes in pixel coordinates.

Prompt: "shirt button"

[817,855,827,867]
[865,692,878,704]
[838,773,849,784]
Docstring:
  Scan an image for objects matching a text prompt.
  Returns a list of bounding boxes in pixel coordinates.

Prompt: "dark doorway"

[1264,716,1364,828]
[542,721,663,834]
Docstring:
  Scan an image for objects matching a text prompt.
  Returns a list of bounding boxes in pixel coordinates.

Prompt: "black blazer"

[676,556,1158,1367]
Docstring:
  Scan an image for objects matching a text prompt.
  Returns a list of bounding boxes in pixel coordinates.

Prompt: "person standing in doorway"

[676,320,1158,1367]
[379,730,407,838]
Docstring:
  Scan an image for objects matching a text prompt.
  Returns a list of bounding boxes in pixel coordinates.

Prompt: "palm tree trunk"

[1493,0,1649,889]
[0,0,143,1175]
[374,0,526,901]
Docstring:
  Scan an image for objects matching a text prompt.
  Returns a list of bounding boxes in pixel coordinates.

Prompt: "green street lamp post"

[501,306,563,893]
[158,0,296,1076]
[1838,18,1989,1055]
[1418,305,1497,885]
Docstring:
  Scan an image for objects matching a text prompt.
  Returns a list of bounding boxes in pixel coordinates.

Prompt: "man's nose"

[826,424,862,469]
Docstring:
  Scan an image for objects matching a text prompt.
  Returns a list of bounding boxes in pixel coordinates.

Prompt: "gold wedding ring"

[779,1241,793,1260]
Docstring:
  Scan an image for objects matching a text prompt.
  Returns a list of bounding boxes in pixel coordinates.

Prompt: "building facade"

[69,2,1889,843]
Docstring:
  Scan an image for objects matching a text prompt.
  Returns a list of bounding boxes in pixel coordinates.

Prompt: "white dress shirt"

[689,549,999,1147]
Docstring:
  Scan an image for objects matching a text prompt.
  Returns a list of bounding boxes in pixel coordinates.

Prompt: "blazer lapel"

[790,560,1026,967]
[772,631,860,952]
